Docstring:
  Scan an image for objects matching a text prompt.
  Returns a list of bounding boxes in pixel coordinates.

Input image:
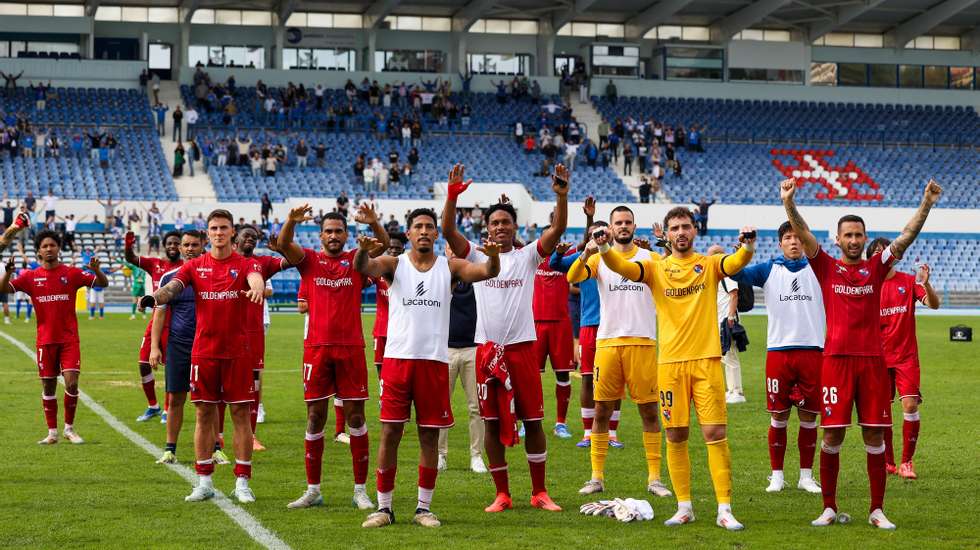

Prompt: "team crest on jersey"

[836,265,848,274]
[693,264,703,274]
[898,286,907,294]
[858,268,869,277]
[60,276,69,285]
[230,269,239,278]
[662,409,671,421]
[825,406,833,417]
[341,259,350,267]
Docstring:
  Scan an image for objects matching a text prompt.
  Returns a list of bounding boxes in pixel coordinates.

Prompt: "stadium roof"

[68,0,980,41]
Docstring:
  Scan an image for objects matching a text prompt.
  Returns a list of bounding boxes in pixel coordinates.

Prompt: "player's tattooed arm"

[890,179,942,260]
[355,204,390,259]
[354,236,396,279]
[780,177,819,258]
[441,163,471,258]
[278,204,313,265]
[1,255,14,293]
[147,279,183,308]
[148,306,166,369]
[539,163,570,256]
[580,196,596,249]
[451,239,501,283]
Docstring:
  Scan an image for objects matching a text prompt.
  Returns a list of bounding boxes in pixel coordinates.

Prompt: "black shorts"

[165,340,192,393]
[0,293,7,303]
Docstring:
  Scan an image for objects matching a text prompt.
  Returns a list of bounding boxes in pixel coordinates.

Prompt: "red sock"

[141,373,157,408]
[334,402,346,436]
[218,402,226,435]
[883,426,895,467]
[42,395,58,429]
[377,466,397,493]
[798,423,818,469]
[349,426,369,485]
[195,459,215,476]
[63,392,78,426]
[820,446,840,511]
[768,420,787,471]
[418,465,438,509]
[305,432,324,485]
[867,447,886,512]
[234,460,252,479]
[581,407,594,435]
[527,452,547,495]
[555,382,571,425]
[489,463,510,496]
[902,417,920,463]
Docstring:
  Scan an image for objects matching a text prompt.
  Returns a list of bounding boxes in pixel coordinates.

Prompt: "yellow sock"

[706,438,733,505]
[642,431,663,483]
[665,439,691,502]
[590,432,609,481]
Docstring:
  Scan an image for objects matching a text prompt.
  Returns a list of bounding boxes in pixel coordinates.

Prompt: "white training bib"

[385,255,452,363]
[763,262,826,349]
[596,246,657,341]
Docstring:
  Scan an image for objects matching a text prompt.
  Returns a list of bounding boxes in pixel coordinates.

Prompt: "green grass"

[0,313,977,549]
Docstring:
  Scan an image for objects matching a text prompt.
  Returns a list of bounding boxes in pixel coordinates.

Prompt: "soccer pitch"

[0,314,977,549]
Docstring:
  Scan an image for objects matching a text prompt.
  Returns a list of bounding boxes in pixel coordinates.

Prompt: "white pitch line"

[0,330,292,550]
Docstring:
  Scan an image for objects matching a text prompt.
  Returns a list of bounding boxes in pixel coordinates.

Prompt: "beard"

[614,232,634,245]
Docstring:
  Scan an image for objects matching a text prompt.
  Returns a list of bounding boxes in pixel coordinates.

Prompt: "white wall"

[0,58,143,88]
[728,40,807,70]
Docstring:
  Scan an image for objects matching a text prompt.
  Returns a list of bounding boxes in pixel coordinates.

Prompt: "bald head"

[707,244,725,256]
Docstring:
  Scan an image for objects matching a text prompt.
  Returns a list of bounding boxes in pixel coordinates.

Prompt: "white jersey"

[736,258,825,350]
[596,246,657,341]
[467,239,542,346]
[263,281,272,327]
[385,255,452,362]
[718,277,738,324]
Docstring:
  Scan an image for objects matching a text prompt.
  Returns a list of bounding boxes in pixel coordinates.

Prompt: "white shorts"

[15,292,29,301]
[88,289,105,305]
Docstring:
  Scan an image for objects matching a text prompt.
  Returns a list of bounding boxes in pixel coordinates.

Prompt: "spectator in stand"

[598,119,610,148]
[636,139,648,174]
[1,70,23,98]
[1,200,14,231]
[104,132,118,160]
[45,130,60,158]
[139,69,149,94]
[524,134,536,154]
[693,197,716,236]
[493,80,508,104]
[362,163,375,193]
[186,140,199,177]
[70,128,84,159]
[42,190,57,221]
[408,147,419,170]
[153,103,168,137]
[150,71,161,103]
[193,212,206,231]
[85,128,105,162]
[585,140,599,170]
[335,191,349,219]
[353,155,366,187]
[264,154,277,178]
[270,218,282,237]
[295,139,309,169]
[470,203,483,237]
[22,130,35,158]
[564,141,579,171]
[639,176,651,204]
[623,141,633,176]
[389,162,401,187]
[259,193,273,228]
[687,124,704,152]
[651,161,664,195]
[184,106,198,139]
[172,106,183,143]
[514,122,524,145]
[250,152,262,177]
[173,143,185,177]
[385,214,401,233]
[315,141,327,167]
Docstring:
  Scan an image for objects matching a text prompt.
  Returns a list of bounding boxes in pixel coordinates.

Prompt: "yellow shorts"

[594,344,658,404]
[658,357,727,428]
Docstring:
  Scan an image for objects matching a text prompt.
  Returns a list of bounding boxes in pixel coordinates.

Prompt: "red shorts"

[578,325,598,375]
[379,358,454,427]
[821,355,892,428]
[138,320,168,364]
[765,349,822,414]
[189,355,254,404]
[476,341,544,422]
[373,336,387,365]
[246,332,265,370]
[888,360,922,402]
[302,345,369,402]
[533,319,575,373]
[37,341,81,378]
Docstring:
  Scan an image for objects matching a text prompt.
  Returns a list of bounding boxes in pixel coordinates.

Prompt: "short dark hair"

[778,221,793,240]
[207,209,234,225]
[663,206,696,229]
[321,212,348,229]
[237,224,261,236]
[837,214,866,233]
[163,230,181,244]
[609,205,634,221]
[406,208,437,228]
[866,237,891,259]
[591,220,609,228]
[34,229,62,250]
[484,202,517,224]
[388,231,408,245]
[181,230,205,241]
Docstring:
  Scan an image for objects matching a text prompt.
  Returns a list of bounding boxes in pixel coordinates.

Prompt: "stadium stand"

[3,87,152,126]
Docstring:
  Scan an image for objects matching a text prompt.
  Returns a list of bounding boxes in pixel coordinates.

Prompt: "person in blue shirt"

[82,251,118,320]
[548,198,625,448]
[148,230,205,463]
[153,103,169,137]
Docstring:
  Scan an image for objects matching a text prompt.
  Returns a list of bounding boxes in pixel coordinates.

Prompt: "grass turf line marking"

[0,330,292,550]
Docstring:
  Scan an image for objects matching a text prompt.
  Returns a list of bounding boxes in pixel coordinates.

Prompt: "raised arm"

[719,227,757,277]
[549,242,575,272]
[538,163,570,256]
[0,256,14,293]
[780,178,819,258]
[278,204,312,265]
[580,196,595,249]
[597,232,644,283]
[353,235,397,280]
[449,240,500,283]
[354,203,389,258]
[917,263,941,310]
[890,180,942,260]
[441,163,472,257]
[567,241,599,284]
[0,213,29,255]
[88,257,109,288]
[123,231,140,265]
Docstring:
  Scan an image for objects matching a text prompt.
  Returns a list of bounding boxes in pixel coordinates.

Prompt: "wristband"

[125,231,136,249]
[447,181,468,201]
[13,212,29,229]
[598,243,611,254]
[139,295,156,310]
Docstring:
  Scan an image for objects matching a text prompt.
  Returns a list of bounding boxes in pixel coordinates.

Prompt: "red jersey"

[173,251,262,359]
[879,271,927,366]
[372,277,390,338]
[244,254,287,333]
[296,248,366,347]
[532,258,570,321]
[138,256,183,290]
[809,246,896,357]
[11,264,95,345]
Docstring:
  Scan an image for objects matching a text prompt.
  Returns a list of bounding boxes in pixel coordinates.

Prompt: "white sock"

[800,468,813,480]
[354,483,366,492]
[418,486,434,511]
[64,423,74,431]
[677,500,693,512]
[236,476,249,488]
[199,475,213,488]
[48,428,58,436]
[718,503,732,515]
[770,470,784,483]
[308,483,320,492]
[609,429,617,438]
[378,491,393,510]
